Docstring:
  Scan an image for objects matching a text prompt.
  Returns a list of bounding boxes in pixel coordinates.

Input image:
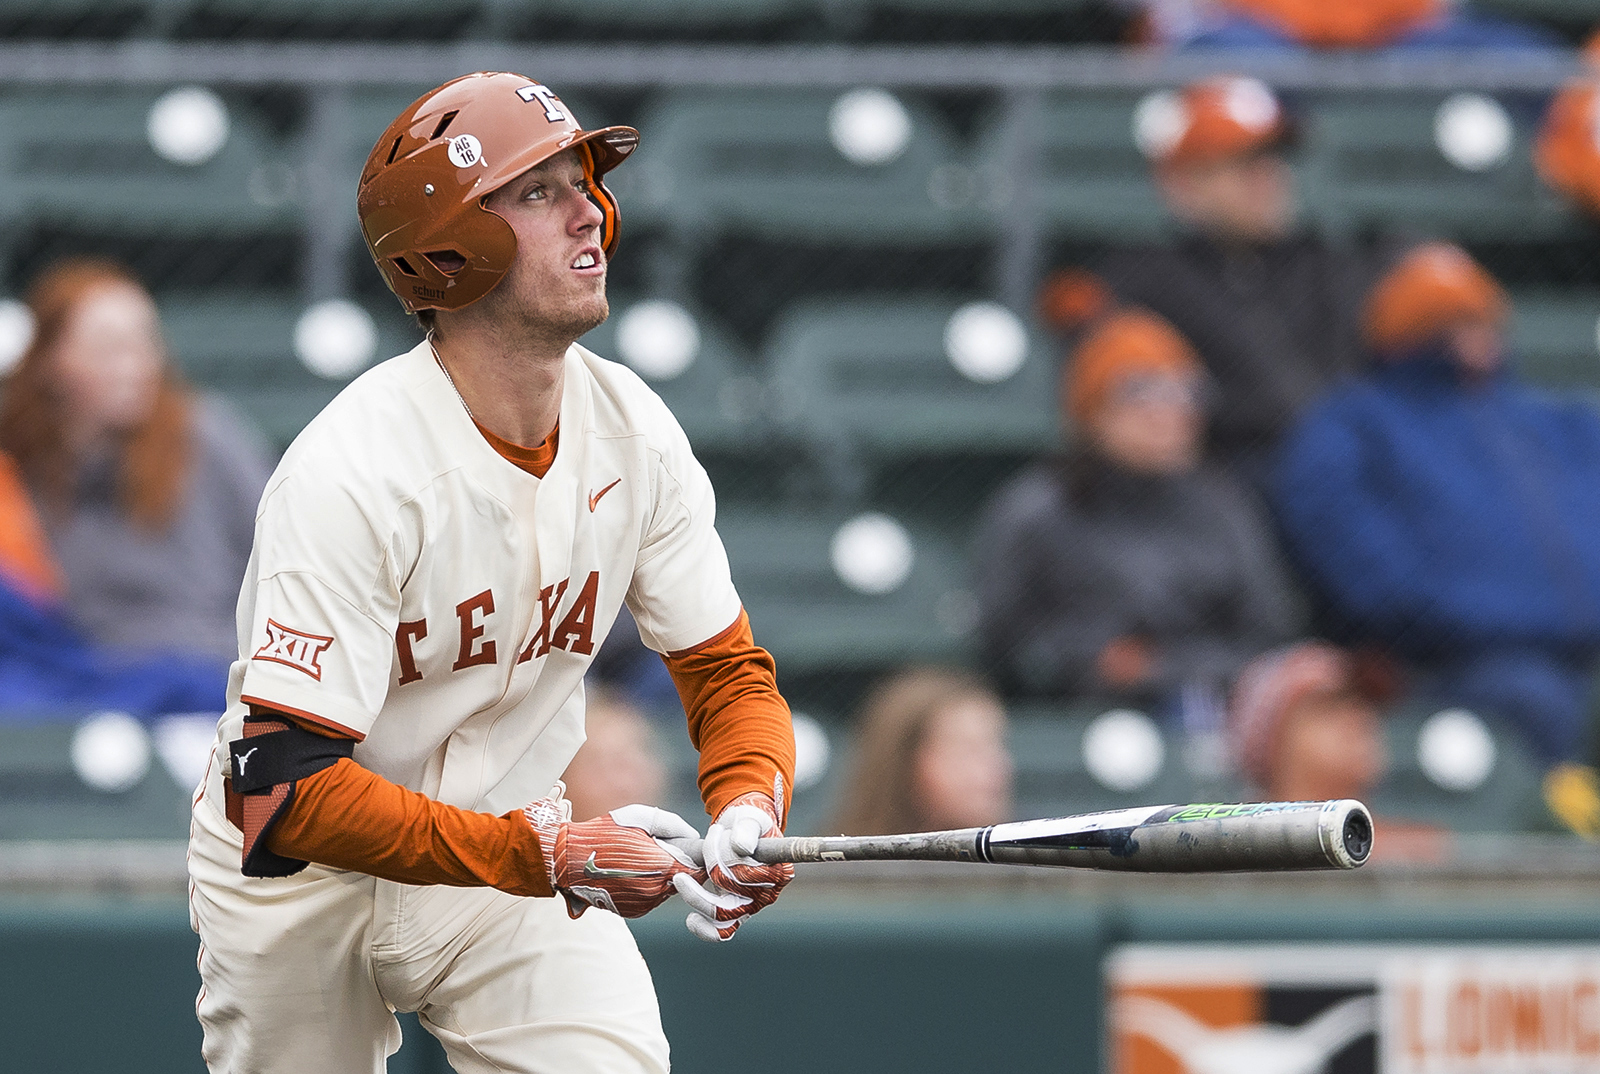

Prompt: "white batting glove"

[673,791,793,942]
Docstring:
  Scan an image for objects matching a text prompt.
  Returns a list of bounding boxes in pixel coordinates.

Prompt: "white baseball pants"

[188,786,671,1074]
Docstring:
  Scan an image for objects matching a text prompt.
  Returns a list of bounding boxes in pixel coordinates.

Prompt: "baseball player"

[187,71,797,1073]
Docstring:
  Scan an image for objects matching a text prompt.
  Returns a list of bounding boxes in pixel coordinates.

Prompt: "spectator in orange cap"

[1273,243,1600,783]
[1096,76,1388,481]
[1169,0,1556,51]
[976,306,1301,726]
[1230,642,1445,857]
[1536,32,1600,219]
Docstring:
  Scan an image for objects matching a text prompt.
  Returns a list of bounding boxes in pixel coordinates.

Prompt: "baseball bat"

[688,799,1372,872]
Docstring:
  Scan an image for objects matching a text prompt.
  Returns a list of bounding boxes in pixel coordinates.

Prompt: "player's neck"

[430,324,567,448]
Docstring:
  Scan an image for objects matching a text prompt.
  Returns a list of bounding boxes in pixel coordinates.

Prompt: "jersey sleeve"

[624,413,742,655]
[237,473,408,740]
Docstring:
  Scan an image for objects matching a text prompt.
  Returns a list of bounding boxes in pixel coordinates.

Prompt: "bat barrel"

[980,799,1373,872]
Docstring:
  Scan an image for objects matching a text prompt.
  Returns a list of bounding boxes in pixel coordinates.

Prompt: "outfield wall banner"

[1106,944,1600,1074]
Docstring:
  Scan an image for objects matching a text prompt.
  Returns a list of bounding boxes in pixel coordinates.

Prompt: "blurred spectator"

[1273,243,1600,768]
[590,607,682,716]
[1230,642,1444,858]
[1177,0,1558,51]
[1096,77,1384,477]
[1536,33,1600,219]
[0,259,272,662]
[560,686,669,822]
[0,448,227,716]
[830,667,1012,836]
[977,308,1301,714]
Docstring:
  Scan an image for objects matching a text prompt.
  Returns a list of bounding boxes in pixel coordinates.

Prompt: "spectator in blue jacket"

[1273,243,1600,767]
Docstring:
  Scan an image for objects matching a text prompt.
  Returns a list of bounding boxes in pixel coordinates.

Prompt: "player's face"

[913,695,1014,831]
[51,282,164,442]
[481,148,609,342]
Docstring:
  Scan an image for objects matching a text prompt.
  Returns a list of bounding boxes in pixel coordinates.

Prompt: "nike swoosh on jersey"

[583,852,656,880]
[588,478,622,512]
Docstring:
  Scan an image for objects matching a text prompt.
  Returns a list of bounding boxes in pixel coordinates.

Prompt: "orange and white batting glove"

[673,790,794,942]
[524,787,705,920]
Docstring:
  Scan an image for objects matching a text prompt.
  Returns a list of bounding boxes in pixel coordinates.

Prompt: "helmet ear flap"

[580,142,623,258]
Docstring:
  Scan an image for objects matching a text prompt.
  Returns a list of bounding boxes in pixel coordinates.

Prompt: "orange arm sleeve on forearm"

[260,755,553,898]
[663,608,797,825]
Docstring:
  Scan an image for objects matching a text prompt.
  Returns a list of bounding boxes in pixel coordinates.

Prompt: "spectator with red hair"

[0,258,272,664]
[1273,243,1600,770]
[976,305,1301,714]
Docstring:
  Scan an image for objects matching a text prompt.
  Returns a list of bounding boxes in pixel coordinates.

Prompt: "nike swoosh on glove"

[524,788,706,919]
[673,788,793,942]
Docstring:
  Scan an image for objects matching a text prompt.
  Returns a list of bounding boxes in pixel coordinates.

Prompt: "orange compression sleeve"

[663,609,797,825]
[255,723,552,897]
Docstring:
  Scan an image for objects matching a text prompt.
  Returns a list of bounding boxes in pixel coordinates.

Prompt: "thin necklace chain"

[428,336,474,421]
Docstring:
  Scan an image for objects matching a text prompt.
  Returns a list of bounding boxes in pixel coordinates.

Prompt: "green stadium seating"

[0,718,193,841]
[764,297,1059,472]
[1508,289,1600,390]
[159,292,420,451]
[1369,706,1549,833]
[578,296,767,454]
[1297,93,1575,241]
[0,88,297,238]
[621,90,982,242]
[718,508,973,674]
[973,92,1170,242]
[1006,704,1236,822]
[507,0,806,28]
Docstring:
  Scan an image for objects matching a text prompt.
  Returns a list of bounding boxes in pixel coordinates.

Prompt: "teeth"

[573,252,596,269]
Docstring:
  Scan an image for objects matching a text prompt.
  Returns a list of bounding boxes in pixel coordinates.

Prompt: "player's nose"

[569,186,604,236]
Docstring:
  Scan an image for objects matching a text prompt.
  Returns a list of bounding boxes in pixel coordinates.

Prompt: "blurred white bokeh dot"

[1417,708,1496,792]
[1082,709,1164,792]
[790,713,831,792]
[829,88,912,167]
[154,713,222,793]
[944,301,1027,383]
[1434,94,1513,172]
[617,300,700,381]
[295,299,377,379]
[830,512,914,595]
[0,299,35,375]
[147,86,230,166]
[71,711,151,793]
[1133,91,1186,160]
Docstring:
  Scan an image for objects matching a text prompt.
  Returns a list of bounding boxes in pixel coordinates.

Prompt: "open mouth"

[571,249,601,271]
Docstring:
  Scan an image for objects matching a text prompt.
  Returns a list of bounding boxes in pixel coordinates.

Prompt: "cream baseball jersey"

[205,340,741,817]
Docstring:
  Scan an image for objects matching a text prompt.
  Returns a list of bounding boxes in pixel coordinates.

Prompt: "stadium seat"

[1368,706,1549,833]
[718,508,974,674]
[578,296,767,454]
[160,292,420,450]
[506,0,807,30]
[764,297,1060,484]
[0,717,194,841]
[1508,289,1600,390]
[621,89,982,243]
[972,92,1170,242]
[1296,92,1574,240]
[1005,704,1230,822]
[0,87,298,238]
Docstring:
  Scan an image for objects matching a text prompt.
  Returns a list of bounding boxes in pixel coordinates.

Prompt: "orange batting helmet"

[357,72,639,314]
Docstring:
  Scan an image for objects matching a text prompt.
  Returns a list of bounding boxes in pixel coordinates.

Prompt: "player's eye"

[522,184,547,201]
